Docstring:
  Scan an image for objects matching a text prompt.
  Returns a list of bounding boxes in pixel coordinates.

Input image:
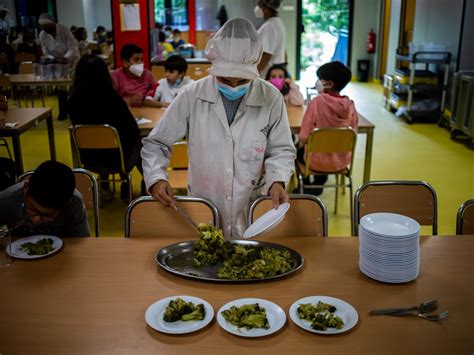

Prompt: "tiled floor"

[2,82,472,236]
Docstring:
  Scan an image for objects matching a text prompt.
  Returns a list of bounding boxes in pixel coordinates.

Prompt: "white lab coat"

[39,23,80,65]
[258,17,286,78]
[142,76,296,238]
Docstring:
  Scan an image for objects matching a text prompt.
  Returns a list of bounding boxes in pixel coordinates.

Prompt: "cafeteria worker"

[141,18,296,239]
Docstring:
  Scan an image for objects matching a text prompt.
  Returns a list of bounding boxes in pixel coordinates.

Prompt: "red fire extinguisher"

[367,28,376,53]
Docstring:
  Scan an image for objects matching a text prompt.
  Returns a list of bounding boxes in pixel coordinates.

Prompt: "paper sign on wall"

[120,3,141,31]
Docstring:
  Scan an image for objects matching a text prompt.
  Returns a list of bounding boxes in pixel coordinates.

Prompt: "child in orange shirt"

[298,61,358,195]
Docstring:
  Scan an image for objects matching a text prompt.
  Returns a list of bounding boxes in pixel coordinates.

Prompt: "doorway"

[298,0,352,89]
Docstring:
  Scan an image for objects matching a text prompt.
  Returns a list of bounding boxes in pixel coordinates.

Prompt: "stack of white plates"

[359,213,420,283]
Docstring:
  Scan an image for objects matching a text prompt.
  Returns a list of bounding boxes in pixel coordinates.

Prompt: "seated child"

[111,44,155,107]
[145,55,194,108]
[266,64,304,106]
[170,29,185,50]
[298,61,358,195]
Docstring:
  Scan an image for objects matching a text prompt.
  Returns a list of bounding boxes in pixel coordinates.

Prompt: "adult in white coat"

[141,18,296,239]
[255,0,286,78]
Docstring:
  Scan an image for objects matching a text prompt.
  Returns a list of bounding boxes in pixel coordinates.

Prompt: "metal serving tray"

[155,239,304,282]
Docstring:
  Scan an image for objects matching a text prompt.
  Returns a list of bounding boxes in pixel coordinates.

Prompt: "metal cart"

[394,51,452,124]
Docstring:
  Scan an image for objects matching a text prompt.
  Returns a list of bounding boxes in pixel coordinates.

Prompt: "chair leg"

[348,176,353,236]
[334,175,339,214]
[342,175,346,195]
[128,172,133,203]
[41,89,45,107]
[298,173,304,194]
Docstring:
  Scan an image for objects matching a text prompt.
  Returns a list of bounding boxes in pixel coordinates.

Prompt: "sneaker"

[101,188,114,202]
[120,182,130,202]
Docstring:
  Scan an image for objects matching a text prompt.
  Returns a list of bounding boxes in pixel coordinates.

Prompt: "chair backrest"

[169,141,188,169]
[248,194,328,237]
[353,181,438,236]
[125,196,220,238]
[15,52,36,64]
[305,127,357,174]
[18,61,34,74]
[17,168,100,237]
[456,199,474,235]
[72,124,126,173]
[0,74,12,87]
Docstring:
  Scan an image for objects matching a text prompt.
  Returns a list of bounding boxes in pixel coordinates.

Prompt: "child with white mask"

[111,44,155,107]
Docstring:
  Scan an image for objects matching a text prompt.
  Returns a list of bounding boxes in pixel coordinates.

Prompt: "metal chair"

[353,180,438,236]
[248,194,328,237]
[72,124,133,203]
[124,196,220,238]
[0,138,12,159]
[167,140,188,191]
[296,127,357,231]
[18,168,100,237]
[456,199,474,235]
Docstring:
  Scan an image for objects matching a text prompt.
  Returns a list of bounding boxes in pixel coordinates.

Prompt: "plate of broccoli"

[8,235,63,259]
[217,298,286,337]
[145,296,214,334]
[289,296,358,334]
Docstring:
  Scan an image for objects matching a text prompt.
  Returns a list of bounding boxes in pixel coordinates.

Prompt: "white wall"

[385,0,402,75]
[56,0,85,28]
[57,0,112,40]
[350,0,382,79]
[412,0,463,63]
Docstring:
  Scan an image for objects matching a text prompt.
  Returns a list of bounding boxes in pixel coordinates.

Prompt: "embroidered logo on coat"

[260,124,270,137]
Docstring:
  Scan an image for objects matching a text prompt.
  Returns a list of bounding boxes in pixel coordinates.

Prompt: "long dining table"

[131,105,375,183]
[0,107,55,174]
[0,235,472,354]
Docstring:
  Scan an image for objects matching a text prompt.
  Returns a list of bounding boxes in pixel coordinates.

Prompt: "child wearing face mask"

[297,61,358,195]
[145,55,194,108]
[265,64,304,106]
[111,44,155,107]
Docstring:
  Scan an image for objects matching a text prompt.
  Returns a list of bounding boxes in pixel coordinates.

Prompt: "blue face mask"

[170,77,183,87]
[216,81,250,100]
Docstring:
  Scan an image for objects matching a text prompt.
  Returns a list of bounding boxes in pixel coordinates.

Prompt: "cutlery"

[390,310,449,321]
[176,206,198,228]
[369,299,438,316]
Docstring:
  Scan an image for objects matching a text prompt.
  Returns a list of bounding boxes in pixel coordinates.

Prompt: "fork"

[369,299,438,316]
[391,310,449,321]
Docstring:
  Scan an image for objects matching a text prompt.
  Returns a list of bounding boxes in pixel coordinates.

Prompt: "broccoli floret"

[181,304,205,321]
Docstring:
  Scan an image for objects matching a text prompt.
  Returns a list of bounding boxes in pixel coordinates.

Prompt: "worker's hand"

[150,180,177,209]
[268,182,289,209]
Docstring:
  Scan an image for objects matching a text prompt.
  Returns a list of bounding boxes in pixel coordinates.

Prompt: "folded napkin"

[135,117,152,125]
[5,122,18,128]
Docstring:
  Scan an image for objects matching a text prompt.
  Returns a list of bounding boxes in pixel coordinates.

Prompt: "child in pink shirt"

[111,44,155,107]
[266,64,304,106]
[298,61,358,194]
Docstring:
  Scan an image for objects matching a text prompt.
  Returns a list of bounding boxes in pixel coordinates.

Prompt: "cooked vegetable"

[163,297,206,322]
[193,223,233,267]
[20,238,55,255]
[217,246,293,280]
[221,303,269,330]
[297,301,344,330]
[192,223,295,280]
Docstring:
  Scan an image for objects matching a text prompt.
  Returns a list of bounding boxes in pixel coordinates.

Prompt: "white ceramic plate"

[289,296,358,335]
[243,203,290,238]
[145,295,214,334]
[360,213,420,237]
[217,298,286,337]
[8,235,63,259]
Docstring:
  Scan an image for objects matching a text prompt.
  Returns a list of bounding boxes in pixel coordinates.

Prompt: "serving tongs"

[175,206,198,229]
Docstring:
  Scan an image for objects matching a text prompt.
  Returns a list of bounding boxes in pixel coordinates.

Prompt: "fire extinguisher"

[367,28,376,53]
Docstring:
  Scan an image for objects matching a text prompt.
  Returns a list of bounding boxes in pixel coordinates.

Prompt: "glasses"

[23,195,60,222]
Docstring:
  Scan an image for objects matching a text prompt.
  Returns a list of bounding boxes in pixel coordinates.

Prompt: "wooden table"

[0,236,472,354]
[8,73,72,87]
[0,108,55,174]
[131,106,165,135]
[286,105,375,183]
